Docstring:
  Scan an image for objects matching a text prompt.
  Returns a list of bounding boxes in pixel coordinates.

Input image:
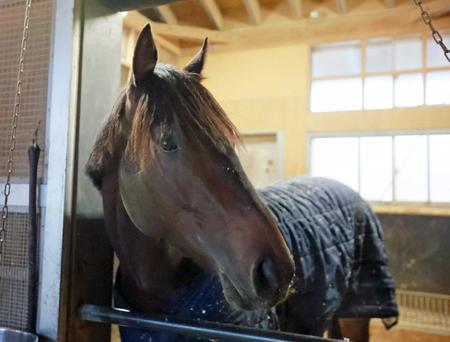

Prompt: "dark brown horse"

[87,24,397,341]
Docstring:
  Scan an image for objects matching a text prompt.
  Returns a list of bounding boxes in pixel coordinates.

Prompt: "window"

[310,133,450,204]
[310,31,450,112]
[360,136,393,201]
[310,137,359,190]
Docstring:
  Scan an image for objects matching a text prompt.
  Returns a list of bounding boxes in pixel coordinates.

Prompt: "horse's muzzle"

[220,252,294,311]
[251,255,294,307]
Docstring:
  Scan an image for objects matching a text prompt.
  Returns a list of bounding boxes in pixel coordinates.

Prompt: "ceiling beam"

[155,5,177,24]
[242,0,262,25]
[199,0,224,30]
[336,0,347,14]
[287,0,302,19]
[176,0,450,55]
[124,11,230,44]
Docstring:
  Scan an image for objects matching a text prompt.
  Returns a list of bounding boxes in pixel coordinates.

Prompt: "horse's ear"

[133,24,157,86]
[184,38,208,75]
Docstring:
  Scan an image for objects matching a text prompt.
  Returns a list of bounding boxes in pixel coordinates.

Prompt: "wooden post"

[63,1,121,341]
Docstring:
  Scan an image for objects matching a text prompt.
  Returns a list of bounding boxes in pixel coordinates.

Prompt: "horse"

[86,24,398,342]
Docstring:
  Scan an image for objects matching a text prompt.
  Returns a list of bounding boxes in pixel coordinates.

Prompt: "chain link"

[0,0,33,263]
[413,0,450,63]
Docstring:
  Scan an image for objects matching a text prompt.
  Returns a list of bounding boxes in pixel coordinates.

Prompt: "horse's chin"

[219,273,278,311]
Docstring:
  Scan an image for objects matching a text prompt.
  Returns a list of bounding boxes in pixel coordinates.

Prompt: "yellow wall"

[179,42,450,181]
[180,44,311,177]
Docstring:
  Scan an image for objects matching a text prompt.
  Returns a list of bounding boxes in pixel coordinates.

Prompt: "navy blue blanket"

[115,177,398,341]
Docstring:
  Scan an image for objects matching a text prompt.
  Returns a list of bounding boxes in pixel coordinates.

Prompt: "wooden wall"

[380,213,450,295]
[180,44,310,177]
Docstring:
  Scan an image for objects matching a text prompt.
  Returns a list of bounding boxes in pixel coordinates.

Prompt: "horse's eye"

[161,135,179,152]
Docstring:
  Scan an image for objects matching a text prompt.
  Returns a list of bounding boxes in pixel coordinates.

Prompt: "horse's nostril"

[253,258,280,299]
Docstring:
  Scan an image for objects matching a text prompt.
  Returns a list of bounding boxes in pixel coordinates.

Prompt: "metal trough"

[0,328,38,342]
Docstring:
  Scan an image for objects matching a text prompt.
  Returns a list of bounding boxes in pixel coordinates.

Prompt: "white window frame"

[310,32,450,113]
[307,131,450,207]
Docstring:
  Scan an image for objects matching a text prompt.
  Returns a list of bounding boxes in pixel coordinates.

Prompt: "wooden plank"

[155,4,177,24]
[241,0,261,25]
[373,204,450,217]
[287,0,302,19]
[66,219,114,342]
[208,0,450,49]
[124,11,230,44]
[336,0,347,14]
[199,0,223,30]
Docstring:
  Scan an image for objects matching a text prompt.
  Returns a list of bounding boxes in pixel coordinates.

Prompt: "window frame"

[307,130,450,207]
[309,32,450,113]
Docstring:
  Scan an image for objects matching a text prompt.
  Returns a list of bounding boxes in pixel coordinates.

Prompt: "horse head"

[89,24,294,311]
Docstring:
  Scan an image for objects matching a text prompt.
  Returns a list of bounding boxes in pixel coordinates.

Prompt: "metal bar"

[99,0,180,12]
[27,142,40,333]
[79,304,339,342]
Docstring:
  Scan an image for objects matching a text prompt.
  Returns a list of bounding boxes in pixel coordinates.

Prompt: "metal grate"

[0,212,30,330]
[396,289,450,334]
[0,0,53,179]
[0,0,52,331]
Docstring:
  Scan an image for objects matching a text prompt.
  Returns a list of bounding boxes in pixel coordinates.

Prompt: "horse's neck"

[101,172,201,313]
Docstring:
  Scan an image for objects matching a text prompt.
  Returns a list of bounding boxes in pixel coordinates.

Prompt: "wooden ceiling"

[128,0,450,53]
[142,0,448,30]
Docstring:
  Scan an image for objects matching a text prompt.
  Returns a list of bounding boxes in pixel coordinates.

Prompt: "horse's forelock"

[127,93,158,170]
[87,65,241,186]
[129,65,240,155]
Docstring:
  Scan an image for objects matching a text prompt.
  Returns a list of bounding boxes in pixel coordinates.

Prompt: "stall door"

[237,132,284,189]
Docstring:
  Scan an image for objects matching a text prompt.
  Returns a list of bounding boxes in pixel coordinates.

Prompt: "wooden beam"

[178,0,450,55]
[151,22,229,43]
[155,34,181,55]
[155,4,177,24]
[384,0,396,8]
[287,0,302,19]
[124,11,230,44]
[242,0,262,25]
[336,0,347,14]
[199,0,223,30]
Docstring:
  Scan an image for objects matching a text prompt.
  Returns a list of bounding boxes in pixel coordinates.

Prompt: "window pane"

[360,137,393,201]
[366,38,393,73]
[394,73,424,107]
[394,135,428,202]
[312,41,361,78]
[427,31,450,67]
[311,137,359,191]
[394,36,422,71]
[429,135,450,202]
[425,71,450,105]
[364,75,393,109]
[311,78,362,112]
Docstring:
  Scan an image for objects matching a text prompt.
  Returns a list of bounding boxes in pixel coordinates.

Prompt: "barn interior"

[120,2,450,340]
[0,0,449,341]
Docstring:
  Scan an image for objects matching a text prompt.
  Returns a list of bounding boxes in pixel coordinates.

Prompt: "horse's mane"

[86,64,240,188]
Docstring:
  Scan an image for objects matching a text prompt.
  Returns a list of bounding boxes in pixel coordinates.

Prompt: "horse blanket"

[115,177,398,341]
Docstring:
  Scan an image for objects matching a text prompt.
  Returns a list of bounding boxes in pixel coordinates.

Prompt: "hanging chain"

[413,0,450,63]
[0,0,33,263]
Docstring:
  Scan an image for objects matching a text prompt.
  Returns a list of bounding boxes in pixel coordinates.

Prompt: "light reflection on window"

[310,134,450,204]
